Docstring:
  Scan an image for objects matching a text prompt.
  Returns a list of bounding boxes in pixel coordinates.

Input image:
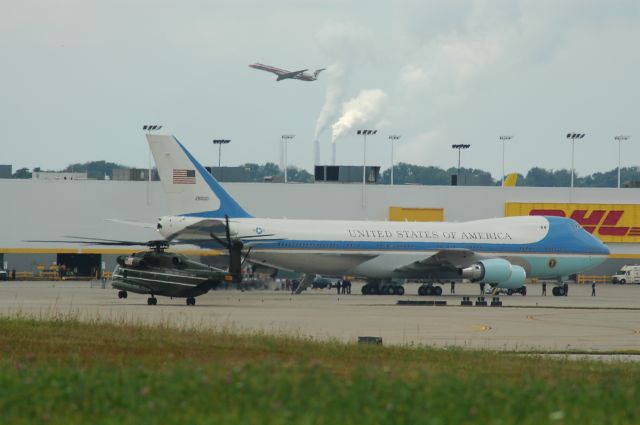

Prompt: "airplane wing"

[393,249,483,278]
[278,69,308,79]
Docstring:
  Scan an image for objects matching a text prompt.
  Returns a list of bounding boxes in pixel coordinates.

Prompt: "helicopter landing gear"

[186,297,196,306]
[117,290,128,299]
[147,296,157,305]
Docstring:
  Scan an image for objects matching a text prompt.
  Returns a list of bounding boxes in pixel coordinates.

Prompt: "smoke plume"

[330,89,388,144]
[313,63,347,139]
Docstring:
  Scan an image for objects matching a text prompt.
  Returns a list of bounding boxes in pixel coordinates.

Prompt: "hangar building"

[0,178,638,279]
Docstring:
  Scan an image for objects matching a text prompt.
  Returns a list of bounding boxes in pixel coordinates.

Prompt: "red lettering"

[529,209,565,217]
[598,227,629,236]
[570,210,605,226]
[602,210,624,225]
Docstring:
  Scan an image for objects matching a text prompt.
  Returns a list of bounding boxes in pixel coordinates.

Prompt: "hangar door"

[57,254,102,278]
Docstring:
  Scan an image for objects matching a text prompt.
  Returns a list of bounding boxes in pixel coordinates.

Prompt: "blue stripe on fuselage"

[237,217,609,256]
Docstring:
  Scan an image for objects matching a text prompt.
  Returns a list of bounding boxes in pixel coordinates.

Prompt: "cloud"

[396,130,453,166]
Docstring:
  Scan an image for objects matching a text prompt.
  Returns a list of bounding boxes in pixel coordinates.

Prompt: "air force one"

[249,63,326,81]
[147,134,610,296]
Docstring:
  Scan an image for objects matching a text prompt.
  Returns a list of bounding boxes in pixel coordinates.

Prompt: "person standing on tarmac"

[542,282,546,296]
[450,281,455,294]
[591,282,596,296]
[336,280,342,295]
[479,282,485,294]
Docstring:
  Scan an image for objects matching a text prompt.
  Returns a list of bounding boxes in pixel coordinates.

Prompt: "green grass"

[0,316,639,424]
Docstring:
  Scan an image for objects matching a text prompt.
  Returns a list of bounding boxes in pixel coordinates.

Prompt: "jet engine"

[459,259,526,289]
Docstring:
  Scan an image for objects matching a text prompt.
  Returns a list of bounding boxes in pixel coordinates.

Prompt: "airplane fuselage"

[158,215,609,280]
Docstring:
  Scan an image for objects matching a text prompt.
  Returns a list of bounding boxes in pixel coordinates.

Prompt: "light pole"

[281,134,295,183]
[143,125,162,205]
[499,135,513,187]
[388,134,401,185]
[614,135,630,188]
[212,139,231,180]
[358,129,377,207]
[566,133,585,189]
[451,144,471,185]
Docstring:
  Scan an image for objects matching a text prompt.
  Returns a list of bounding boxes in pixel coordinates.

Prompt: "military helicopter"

[28,224,246,306]
[111,239,239,306]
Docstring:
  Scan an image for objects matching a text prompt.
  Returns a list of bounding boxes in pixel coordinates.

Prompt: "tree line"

[10,161,640,187]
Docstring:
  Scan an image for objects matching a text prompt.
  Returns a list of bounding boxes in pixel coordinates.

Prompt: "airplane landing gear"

[361,282,405,295]
[117,290,128,299]
[418,284,442,296]
[552,283,569,296]
[147,296,158,305]
[186,297,196,306]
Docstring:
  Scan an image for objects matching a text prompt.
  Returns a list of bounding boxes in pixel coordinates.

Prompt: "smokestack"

[331,143,336,165]
[314,139,320,166]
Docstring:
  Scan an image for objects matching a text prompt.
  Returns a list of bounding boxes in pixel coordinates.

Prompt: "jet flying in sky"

[249,63,325,81]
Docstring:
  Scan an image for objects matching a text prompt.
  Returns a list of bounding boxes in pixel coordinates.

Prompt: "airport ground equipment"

[611,265,640,284]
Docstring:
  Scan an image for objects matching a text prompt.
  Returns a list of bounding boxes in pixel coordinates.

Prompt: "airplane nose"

[599,242,610,256]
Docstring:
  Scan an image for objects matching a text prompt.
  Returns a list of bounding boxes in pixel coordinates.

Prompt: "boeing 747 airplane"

[249,63,326,81]
[147,135,610,296]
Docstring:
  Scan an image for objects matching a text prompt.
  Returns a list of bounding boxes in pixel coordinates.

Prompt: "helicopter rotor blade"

[240,247,252,268]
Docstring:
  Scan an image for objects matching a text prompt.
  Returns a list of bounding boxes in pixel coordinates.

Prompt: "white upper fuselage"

[158,214,609,280]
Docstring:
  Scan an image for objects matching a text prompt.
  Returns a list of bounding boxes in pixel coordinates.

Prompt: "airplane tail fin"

[147,134,252,218]
[503,173,519,187]
[314,68,326,78]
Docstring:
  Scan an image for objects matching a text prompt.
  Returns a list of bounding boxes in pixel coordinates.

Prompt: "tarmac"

[1,280,640,353]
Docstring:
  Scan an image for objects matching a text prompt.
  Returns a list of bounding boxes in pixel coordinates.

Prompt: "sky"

[2,0,639,179]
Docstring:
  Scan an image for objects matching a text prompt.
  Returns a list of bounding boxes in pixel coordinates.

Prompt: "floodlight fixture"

[388,134,401,185]
[614,135,631,188]
[212,139,232,169]
[499,135,514,187]
[281,134,295,183]
[566,132,586,189]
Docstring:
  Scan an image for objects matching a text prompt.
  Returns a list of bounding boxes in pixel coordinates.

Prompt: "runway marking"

[474,324,492,332]
[523,311,640,337]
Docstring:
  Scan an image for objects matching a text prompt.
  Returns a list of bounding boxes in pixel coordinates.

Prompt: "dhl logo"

[505,203,640,243]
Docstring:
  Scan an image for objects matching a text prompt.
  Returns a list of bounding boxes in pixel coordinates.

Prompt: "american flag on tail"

[173,169,196,184]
